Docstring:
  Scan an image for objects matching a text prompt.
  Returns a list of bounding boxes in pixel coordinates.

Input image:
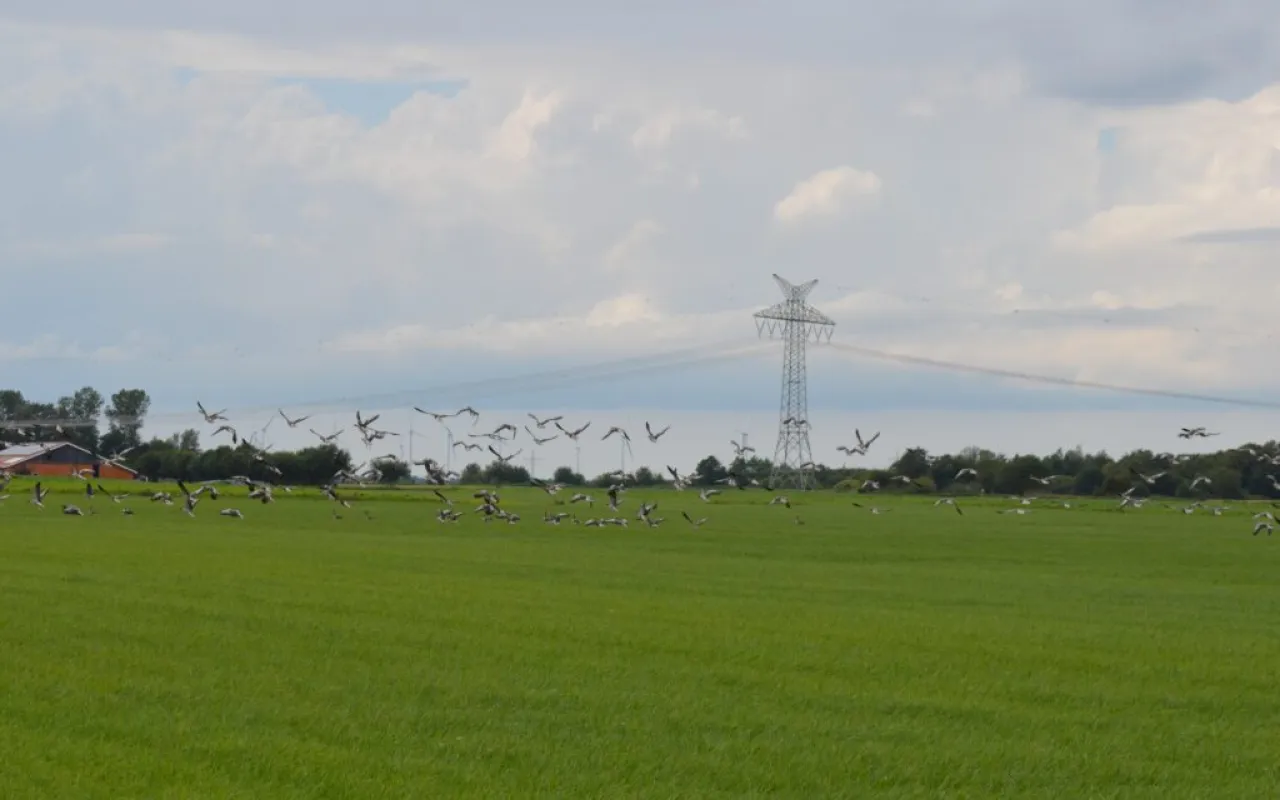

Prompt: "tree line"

[0,387,149,456]
[4,387,1277,497]
[463,443,1280,500]
[0,387,354,486]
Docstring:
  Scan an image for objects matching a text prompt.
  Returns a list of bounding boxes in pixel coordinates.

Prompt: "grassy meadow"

[1,478,1279,798]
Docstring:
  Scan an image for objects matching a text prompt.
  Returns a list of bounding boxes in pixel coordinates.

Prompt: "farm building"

[0,441,137,480]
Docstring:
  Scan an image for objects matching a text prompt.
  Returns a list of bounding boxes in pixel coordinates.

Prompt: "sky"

[2,2,1280,476]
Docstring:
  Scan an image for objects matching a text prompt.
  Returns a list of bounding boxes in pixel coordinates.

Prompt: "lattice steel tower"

[754,274,835,490]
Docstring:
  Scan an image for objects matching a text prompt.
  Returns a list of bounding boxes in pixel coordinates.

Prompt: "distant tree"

[590,472,618,488]
[459,462,483,484]
[552,466,585,485]
[996,454,1045,495]
[373,458,412,484]
[102,389,150,453]
[51,386,104,452]
[166,428,200,451]
[891,447,932,480]
[483,461,531,484]
[728,455,772,486]
[1207,467,1244,500]
[693,455,726,486]
[0,389,29,443]
[633,466,658,486]
[1073,464,1105,496]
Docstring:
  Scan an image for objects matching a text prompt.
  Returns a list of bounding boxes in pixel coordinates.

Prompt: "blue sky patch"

[1096,126,1119,153]
[280,78,468,126]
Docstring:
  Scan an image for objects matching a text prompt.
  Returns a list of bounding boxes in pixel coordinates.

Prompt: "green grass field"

[2,479,1279,798]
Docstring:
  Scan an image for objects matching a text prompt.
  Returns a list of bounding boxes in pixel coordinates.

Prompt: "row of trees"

[4,387,1278,497]
[0,387,361,485]
[0,387,150,455]
[129,439,357,486]
[457,443,1280,500]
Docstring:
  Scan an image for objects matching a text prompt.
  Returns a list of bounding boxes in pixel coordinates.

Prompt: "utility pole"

[529,448,537,479]
[576,445,581,476]
[408,410,415,472]
[753,274,834,491]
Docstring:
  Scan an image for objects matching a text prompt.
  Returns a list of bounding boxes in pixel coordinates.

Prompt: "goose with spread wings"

[197,402,228,424]
[602,426,633,456]
[524,426,559,445]
[278,409,311,428]
[645,422,670,442]
[555,421,591,441]
[415,408,455,422]
[488,445,522,464]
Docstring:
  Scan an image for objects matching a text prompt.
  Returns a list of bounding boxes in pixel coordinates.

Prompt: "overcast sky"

[2,2,1279,473]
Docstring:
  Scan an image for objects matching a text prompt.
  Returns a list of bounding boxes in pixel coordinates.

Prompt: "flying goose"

[528,413,563,428]
[488,445,521,464]
[415,408,455,422]
[602,426,633,455]
[523,426,559,445]
[1029,474,1066,486]
[934,497,963,514]
[682,511,707,527]
[645,422,670,442]
[278,409,311,428]
[854,429,880,451]
[1130,469,1165,485]
[490,423,518,439]
[555,421,591,441]
[197,402,228,423]
[1178,427,1218,439]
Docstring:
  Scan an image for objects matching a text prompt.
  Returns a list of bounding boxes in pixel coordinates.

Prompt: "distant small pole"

[576,445,581,475]
[529,449,537,479]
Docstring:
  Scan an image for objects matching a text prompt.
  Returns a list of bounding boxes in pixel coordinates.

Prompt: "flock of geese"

[1,408,1276,538]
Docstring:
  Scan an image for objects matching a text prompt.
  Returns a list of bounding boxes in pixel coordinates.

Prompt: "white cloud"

[324,293,753,357]
[773,166,882,223]
[629,107,746,150]
[603,219,661,271]
[1,12,1279,417]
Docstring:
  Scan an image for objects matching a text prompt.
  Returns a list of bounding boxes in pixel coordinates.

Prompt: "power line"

[0,339,773,430]
[824,342,1280,410]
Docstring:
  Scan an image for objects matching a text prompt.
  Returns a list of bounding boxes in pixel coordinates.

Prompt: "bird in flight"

[278,409,311,428]
[197,402,228,423]
[645,422,670,442]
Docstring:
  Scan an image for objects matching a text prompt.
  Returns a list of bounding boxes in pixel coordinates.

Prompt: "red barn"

[0,441,137,480]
